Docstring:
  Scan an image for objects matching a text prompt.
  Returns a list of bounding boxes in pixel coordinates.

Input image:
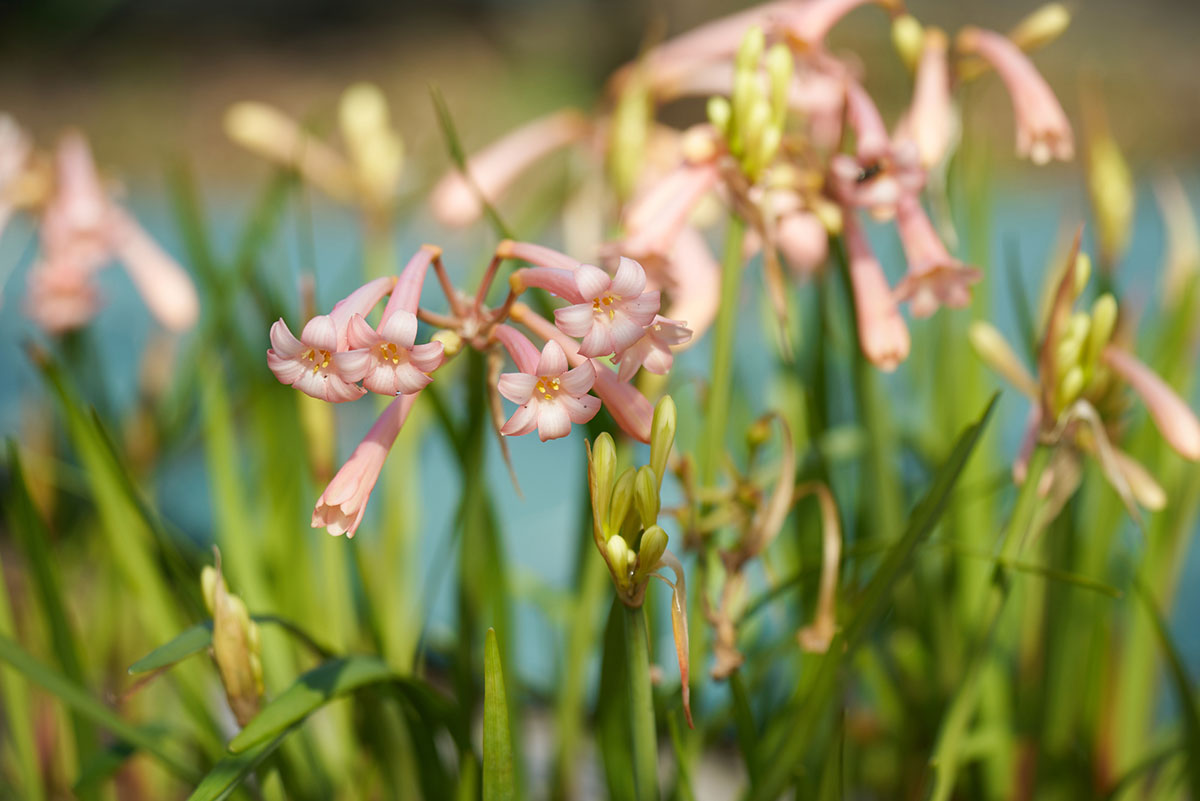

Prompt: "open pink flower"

[343,247,444,395]
[614,315,692,382]
[544,258,661,358]
[496,326,599,441]
[267,275,395,403]
[845,212,910,371]
[1103,347,1200,461]
[957,26,1073,164]
[895,28,956,169]
[892,194,981,318]
[831,82,925,221]
[430,110,591,228]
[313,393,419,537]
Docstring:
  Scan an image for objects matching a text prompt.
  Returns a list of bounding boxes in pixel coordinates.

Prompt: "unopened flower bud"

[589,432,617,533]
[634,465,660,529]
[1087,294,1118,360]
[766,43,794,126]
[707,97,733,136]
[1058,365,1085,409]
[634,524,669,583]
[1073,252,1092,297]
[606,535,632,588]
[608,467,636,540]
[201,561,264,727]
[891,14,925,71]
[431,330,463,359]
[339,83,404,204]
[682,125,719,164]
[812,198,843,235]
[1010,3,1071,52]
[649,395,676,491]
[969,321,1039,398]
[735,26,765,75]
[1084,110,1134,268]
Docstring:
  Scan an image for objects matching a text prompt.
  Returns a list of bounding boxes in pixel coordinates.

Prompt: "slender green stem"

[729,668,759,786]
[927,445,1052,801]
[698,213,747,488]
[626,604,659,801]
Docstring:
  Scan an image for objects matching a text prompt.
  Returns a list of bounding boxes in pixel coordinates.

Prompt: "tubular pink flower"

[896,28,955,169]
[109,209,200,331]
[312,393,419,537]
[621,163,720,259]
[344,248,444,396]
[499,240,582,272]
[1102,347,1200,461]
[777,209,829,278]
[267,275,396,402]
[496,330,599,441]
[614,315,692,382]
[553,258,661,358]
[892,194,981,318]
[512,307,656,443]
[958,27,1074,164]
[831,83,925,221]
[430,110,590,228]
[844,212,910,371]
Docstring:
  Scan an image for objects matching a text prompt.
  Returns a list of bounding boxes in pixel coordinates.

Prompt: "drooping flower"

[343,246,444,395]
[1102,346,1200,461]
[844,212,910,371]
[956,26,1074,164]
[267,275,396,402]
[495,326,600,441]
[830,82,925,221]
[430,110,591,228]
[312,392,419,537]
[613,315,693,382]
[892,193,981,317]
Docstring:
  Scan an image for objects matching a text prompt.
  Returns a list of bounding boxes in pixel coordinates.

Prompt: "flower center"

[535,375,561,401]
[377,342,403,365]
[302,347,333,375]
[591,293,617,319]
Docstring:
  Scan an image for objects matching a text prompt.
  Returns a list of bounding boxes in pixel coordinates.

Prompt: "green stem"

[626,604,659,801]
[927,444,1052,801]
[698,213,747,488]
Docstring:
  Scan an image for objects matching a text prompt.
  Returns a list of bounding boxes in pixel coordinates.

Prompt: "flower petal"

[269,318,305,357]
[536,339,569,376]
[554,303,596,338]
[378,309,419,348]
[559,361,597,395]
[501,402,539,437]
[536,400,573,441]
[498,372,538,404]
[301,315,339,352]
[574,264,611,301]
[610,256,647,297]
[345,313,381,349]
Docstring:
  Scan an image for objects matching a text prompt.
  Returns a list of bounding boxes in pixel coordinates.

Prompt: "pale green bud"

[606,535,631,588]
[589,433,617,535]
[608,467,636,540]
[1010,2,1071,52]
[200,565,218,615]
[1087,294,1118,361]
[1058,365,1085,409]
[431,330,463,359]
[634,525,668,583]
[766,43,793,125]
[634,465,660,529]
[649,395,676,491]
[707,96,732,136]
[735,26,765,75]
[1073,252,1092,297]
[755,125,783,176]
[891,14,925,71]
[968,321,1039,398]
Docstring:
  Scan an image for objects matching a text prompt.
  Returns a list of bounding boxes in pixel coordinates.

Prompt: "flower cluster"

[0,117,200,335]
[266,241,694,537]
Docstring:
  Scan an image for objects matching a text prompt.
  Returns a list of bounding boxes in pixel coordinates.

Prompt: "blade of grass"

[483,628,516,801]
[186,732,291,801]
[0,551,44,801]
[128,615,335,675]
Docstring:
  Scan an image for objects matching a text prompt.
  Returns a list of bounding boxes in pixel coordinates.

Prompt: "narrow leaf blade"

[483,629,516,801]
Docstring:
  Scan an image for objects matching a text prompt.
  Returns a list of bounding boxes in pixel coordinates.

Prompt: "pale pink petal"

[610,257,647,298]
[494,324,542,374]
[592,365,653,443]
[518,267,586,303]
[536,401,573,441]
[345,313,382,349]
[609,314,650,354]
[386,363,434,395]
[554,303,597,338]
[501,402,539,437]
[301,315,339,352]
[1103,347,1200,461]
[408,342,445,373]
[267,349,308,385]
[328,276,397,334]
[559,361,597,395]
[784,0,879,49]
[269,318,305,357]
[574,264,612,302]
[560,393,601,424]
[377,309,419,348]
[536,339,570,376]
[619,291,662,324]
[641,343,674,375]
[498,372,538,404]
[578,325,616,359]
[332,349,373,383]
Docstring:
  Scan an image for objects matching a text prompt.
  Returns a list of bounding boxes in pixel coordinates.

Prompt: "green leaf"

[0,633,198,782]
[230,656,396,753]
[128,615,335,675]
[186,732,289,801]
[1133,579,1200,796]
[747,395,998,801]
[483,629,516,801]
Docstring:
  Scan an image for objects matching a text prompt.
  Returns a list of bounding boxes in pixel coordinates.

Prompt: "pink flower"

[495,326,600,441]
[620,163,720,259]
[892,194,981,318]
[430,110,590,228]
[1103,347,1200,461]
[551,258,661,358]
[896,28,956,169]
[781,0,893,50]
[844,212,910,371]
[613,315,692,382]
[343,246,444,395]
[777,208,829,278]
[108,208,201,332]
[313,393,419,537]
[267,275,395,403]
[957,27,1073,165]
[830,82,925,221]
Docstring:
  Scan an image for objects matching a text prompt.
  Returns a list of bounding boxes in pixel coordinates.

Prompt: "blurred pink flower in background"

[895,28,956,169]
[892,194,981,317]
[844,212,910,370]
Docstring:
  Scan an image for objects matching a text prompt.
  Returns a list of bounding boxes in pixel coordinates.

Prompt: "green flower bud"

[634,525,669,583]
[649,395,676,491]
[766,43,794,126]
[1057,365,1085,410]
[1087,293,1118,362]
[891,14,925,71]
[634,465,660,529]
[707,96,732,136]
[608,467,636,540]
[589,433,617,535]
[735,26,765,75]
[1073,252,1092,297]
[606,535,632,589]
